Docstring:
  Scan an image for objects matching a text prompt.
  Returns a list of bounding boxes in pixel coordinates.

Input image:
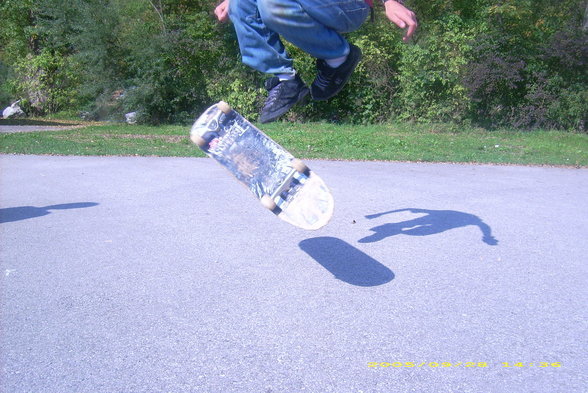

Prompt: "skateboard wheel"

[217,101,232,114]
[190,134,208,149]
[292,159,309,175]
[261,195,278,212]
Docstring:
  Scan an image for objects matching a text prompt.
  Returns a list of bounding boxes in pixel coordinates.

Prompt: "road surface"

[1,155,586,392]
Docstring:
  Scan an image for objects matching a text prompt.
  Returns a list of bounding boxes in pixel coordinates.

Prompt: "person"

[214,0,417,123]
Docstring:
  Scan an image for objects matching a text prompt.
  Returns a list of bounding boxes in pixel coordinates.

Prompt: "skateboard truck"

[261,159,310,214]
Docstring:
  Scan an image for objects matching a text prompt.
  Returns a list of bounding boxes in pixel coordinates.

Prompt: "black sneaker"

[260,75,309,123]
[311,43,362,101]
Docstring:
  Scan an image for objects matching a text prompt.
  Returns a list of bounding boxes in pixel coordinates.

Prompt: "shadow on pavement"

[0,202,99,224]
[360,208,498,245]
[299,237,394,287]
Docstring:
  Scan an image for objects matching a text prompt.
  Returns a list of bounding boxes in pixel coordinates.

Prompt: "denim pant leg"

[258,0,369,60]
[229,0,295,75]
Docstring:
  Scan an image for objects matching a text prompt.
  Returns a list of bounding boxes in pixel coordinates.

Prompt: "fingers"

[214,0,229,23]
[385,1,418,42]
[389,14,406,29]
[214,7,228,22]
[403,17,417,41]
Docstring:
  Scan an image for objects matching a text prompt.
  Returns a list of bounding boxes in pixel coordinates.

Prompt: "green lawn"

[1,119,586,167]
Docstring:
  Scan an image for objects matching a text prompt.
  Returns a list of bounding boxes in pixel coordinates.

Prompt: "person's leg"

[258,0,369,100]
[228,0,294,76]
[257,0,369,60]
[229,0,309,123]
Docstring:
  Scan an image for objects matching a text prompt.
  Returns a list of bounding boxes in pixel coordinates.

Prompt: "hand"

[384,1,418,42]
[483,235,498,246]
[214,0,230,23]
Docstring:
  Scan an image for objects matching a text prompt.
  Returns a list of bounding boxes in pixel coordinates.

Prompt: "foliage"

[317,19,404,124]
[0,0,585,130]
[273,17,404,124]
[463,0,587,130]
[9,49,80,115]
[0,61,13,107]
[0,0,39,60]
[396,14,477,123]
[185,13,263,121]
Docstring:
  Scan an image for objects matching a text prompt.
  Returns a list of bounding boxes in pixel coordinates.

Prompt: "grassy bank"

[1,119,586,167]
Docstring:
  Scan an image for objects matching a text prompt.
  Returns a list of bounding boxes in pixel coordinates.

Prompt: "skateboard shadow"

[299,237,394,287]
[359,208,498,245]
[0,202,99,224]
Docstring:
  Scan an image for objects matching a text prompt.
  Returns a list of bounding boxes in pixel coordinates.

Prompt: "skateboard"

[190,101,334,230]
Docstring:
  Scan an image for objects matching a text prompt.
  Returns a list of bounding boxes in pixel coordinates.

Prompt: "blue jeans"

[229,0,370,75]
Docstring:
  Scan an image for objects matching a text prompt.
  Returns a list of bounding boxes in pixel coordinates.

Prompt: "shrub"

[269,16,405,124]
[396,14,476,123]
[464,26,587,130]
[0,61,13,108]
[536,28,587,131]
[463,35,528,128]
[2,0,585,129]
[9,49,79,115]
[201,23,265,121]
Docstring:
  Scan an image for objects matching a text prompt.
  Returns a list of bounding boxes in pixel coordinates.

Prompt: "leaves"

[0,0,586,130]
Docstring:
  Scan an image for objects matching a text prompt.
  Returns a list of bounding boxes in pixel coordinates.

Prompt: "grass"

[267,122,588,167]
[0,121,194,157]
[1,118,587,167]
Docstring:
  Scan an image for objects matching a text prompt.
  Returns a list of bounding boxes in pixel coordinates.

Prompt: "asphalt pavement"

[0,125,86,133]
[1,154,587,393]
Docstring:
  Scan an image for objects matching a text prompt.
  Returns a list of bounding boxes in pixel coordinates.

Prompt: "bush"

[2,0,585,129]
[326,19,404,124]
[200,22,265,120]
[120,31,207,124]
[9,50,79,115]
[0,61,13,108]
[534,28,587,131]
[464,26,587,130]
[252,16,406,124]
[461,0,587,131]
[396,14,476,123]
[463,36,528,128]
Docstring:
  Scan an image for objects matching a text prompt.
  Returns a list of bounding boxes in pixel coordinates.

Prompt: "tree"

[1,0,585,128]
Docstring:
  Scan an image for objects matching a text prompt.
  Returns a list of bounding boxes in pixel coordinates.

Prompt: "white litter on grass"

[125,112,137,124]
[2,101,25,119]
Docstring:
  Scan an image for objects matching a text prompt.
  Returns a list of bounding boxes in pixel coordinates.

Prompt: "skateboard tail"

[277,172,334,230]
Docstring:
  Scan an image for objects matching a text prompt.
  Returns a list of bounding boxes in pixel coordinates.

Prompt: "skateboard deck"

[190,101,334,230]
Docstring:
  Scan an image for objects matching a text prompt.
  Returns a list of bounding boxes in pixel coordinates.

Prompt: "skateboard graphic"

[190,101,334,230]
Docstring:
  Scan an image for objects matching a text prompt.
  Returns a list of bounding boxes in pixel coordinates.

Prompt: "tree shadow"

[359,208,498,245]
[0,203,99,224]
[299,237,394,287]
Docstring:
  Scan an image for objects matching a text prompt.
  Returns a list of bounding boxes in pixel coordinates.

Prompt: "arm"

[365,208,412,219]
[383,0,418,42]
[214,0,230,23]
[478,221,498,245]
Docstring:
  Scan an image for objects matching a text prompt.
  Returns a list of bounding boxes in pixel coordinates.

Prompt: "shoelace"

[264,82,284,109]
[314,63,336,89]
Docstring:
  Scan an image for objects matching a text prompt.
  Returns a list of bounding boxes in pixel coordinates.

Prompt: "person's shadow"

[0,203,99,224]
[359,208,498,245]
